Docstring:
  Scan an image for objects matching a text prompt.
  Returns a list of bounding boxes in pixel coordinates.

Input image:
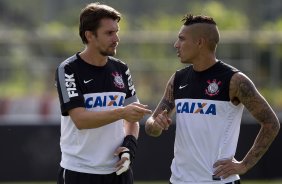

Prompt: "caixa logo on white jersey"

[176,101,216,115]
[65,73,78,98]
[85,92,125,109]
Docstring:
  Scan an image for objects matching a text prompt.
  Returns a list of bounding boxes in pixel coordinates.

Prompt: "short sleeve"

[124,68,136,98]
[55,63,85,116]
[124,67,139,105]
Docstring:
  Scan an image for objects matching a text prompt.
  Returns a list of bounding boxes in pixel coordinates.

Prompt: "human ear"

[85,31,94,43]
[196,37,205,48]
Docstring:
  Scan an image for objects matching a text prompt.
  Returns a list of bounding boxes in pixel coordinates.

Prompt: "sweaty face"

[174,25,199,64]
[93,18,120,56]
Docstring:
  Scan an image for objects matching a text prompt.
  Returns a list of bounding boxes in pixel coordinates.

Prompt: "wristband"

[118,148,130,158]
[121,135,138,160]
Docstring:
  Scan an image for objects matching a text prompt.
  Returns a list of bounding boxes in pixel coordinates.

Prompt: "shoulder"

[57,54,78,70]
[230,72,254,86]
[173,65,191,90]
[174,65,192,80]
[218,60,240,72]
[176,64,192,73]
[108,56,128,68]
[230,72,256,103]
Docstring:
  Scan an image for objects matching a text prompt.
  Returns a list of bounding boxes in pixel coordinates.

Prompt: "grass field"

[0,181,282,184]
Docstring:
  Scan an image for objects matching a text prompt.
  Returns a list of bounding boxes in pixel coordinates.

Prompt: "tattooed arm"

[214,72,280,178]
[145,74,176,137]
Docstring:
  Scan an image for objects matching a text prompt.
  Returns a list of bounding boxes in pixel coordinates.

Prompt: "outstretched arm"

[69,102,151,129]
[214,72,280,178]
[145,74,176,137]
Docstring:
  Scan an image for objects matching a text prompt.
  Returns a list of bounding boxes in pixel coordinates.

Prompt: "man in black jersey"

[55,3,151,184]
[145,14,280,184]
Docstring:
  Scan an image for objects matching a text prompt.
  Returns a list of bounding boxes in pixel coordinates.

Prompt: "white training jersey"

[170,61,244,184]
[55,53,138,174]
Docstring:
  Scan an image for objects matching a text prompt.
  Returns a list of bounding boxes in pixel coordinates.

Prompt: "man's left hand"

[213,158,247,179]
[115,147,131,175]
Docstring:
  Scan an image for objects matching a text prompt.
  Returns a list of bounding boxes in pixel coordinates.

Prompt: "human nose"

[174,40,179,48]
[114,33,120,42]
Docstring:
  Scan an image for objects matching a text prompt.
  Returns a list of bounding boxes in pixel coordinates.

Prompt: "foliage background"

[0,0,282,116]
[0,0,281,182]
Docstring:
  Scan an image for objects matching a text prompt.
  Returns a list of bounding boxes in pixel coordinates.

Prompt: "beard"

[100,50,116,56]
[99,44,117,56]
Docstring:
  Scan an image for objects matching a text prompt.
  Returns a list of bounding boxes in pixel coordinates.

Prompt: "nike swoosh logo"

[179,84,188,89]
[84,79,94,84]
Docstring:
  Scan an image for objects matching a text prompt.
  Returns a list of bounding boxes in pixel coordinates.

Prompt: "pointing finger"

[134,106,152,114]
[132,102,149,108]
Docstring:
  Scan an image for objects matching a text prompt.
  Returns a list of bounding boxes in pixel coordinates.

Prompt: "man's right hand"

[153,109,172,130]
[145,109,172,137]
[121,102,152,123]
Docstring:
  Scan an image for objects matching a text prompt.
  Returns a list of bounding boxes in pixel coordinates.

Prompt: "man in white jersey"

[55,3,152,184]
[145,14,280,184]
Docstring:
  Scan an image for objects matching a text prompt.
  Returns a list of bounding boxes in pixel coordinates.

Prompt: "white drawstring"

[63,168,66,184]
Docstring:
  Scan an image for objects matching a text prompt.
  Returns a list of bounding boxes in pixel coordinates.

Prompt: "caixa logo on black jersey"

[65,73,78,98]
[176,101,216,115]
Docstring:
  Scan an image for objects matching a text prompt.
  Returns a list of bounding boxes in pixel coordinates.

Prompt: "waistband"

[225,180,240,184]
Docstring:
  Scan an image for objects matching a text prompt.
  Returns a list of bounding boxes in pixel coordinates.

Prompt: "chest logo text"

[176,102,216,115]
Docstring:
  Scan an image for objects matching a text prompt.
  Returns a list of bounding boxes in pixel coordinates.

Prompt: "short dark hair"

[181,14,219,51]
[182,14,216,26]
[79,2,121,44]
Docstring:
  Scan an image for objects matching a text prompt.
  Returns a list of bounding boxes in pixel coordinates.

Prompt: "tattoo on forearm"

[243,123,279,169]
[153,76,175,118]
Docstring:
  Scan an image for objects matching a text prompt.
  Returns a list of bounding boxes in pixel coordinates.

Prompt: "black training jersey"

[173,60,239,101]
[56,53,137,116]
[170,61,244,183]
[55,53,138,174]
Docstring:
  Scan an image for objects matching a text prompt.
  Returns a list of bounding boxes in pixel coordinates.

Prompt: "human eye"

[179,36,185,41]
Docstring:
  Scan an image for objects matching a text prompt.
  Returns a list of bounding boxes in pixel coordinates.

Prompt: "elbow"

[68,108,92,130]
[276,120,280,133]
[274,121,280,139]
[71,116,87,130]
[76,126,84,130]
[265,118,281,137]
[73,120,84,130]
[273,117,280,135]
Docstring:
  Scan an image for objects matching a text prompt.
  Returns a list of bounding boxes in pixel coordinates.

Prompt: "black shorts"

[169,180,240,184]
[57,166,134,184]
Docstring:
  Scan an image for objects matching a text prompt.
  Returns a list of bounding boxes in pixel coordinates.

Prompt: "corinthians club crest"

[112,72,125,89]
[205,79,221,96]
